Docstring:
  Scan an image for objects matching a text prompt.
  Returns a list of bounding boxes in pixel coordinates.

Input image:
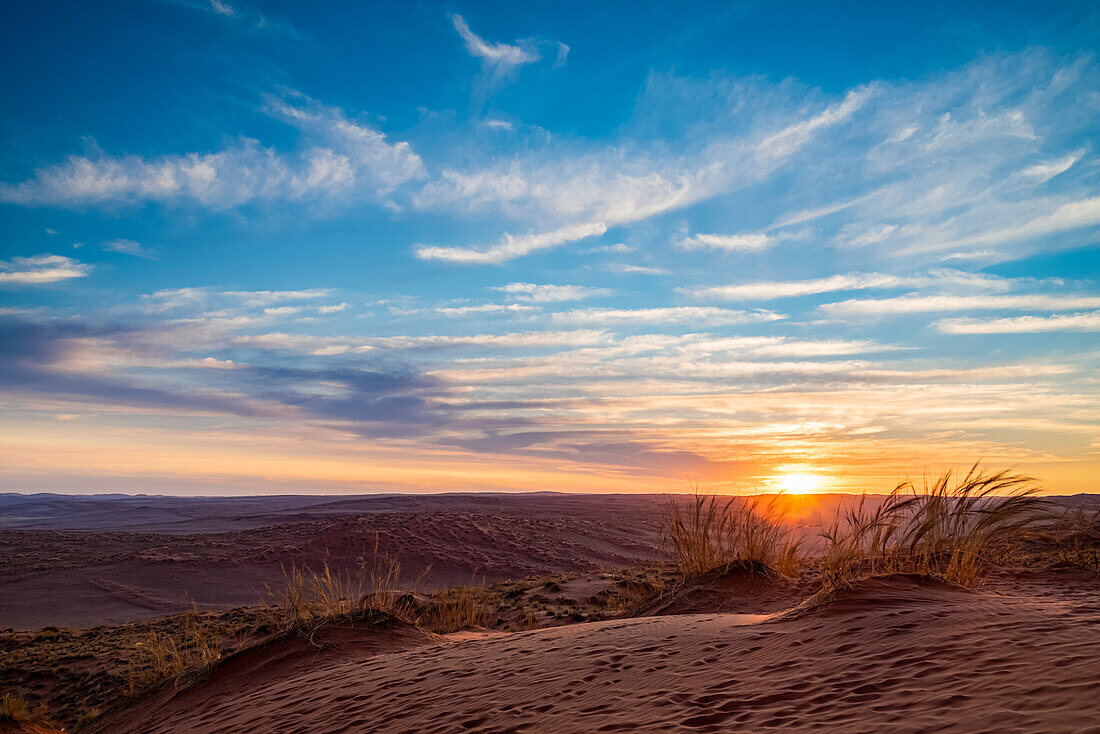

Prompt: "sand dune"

[86,570,1099,733]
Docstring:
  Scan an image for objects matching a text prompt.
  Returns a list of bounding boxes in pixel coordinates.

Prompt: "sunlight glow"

[776,473,822,495]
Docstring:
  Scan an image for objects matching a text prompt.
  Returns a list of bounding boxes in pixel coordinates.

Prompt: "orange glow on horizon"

[774,473,823,495]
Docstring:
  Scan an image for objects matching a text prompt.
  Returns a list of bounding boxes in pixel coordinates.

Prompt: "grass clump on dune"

[125,603,222,694]
[265,539,429,632]
[821,463,1048,589]
[662,488,802,579]
[0,691,52,724]
[426,582,491,633]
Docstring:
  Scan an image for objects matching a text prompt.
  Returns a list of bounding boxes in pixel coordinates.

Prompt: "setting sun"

[776,473,822,495]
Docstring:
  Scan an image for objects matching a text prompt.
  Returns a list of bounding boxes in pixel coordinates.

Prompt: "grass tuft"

[427,582,491,633]
[1,691,48,722]
[264,538,429,632]
[125,602,222,694]
[820,463,1048,588]
[662,487,802,578]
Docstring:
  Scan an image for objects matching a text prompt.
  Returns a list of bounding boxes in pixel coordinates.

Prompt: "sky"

[1,0,1099,496]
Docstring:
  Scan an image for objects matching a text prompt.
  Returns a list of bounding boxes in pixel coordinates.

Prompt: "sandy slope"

[91,572,1100,733]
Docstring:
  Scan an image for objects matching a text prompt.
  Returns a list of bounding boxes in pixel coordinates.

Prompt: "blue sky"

[1,0,1098,494]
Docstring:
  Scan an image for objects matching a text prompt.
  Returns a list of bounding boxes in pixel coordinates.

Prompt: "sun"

[776,473,822,495]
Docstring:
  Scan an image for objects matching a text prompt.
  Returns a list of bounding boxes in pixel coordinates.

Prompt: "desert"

[2,479,1098,732]
[3,0,1100,731]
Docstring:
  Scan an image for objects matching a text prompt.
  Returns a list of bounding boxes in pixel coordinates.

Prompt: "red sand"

[89,571,1100,733]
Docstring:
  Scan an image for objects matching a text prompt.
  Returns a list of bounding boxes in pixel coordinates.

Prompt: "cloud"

[588,243,634,253]
[220,289,333,307]
[608,264,669,275]
[236,329,610,354]
[897,195,1100,257]
[1021,150,1082,182]
[209,0,234,16]
[139,287,334,314]
[157,0,303,38]
[0,315,456,437]
[936,311,1100,334]
[0,254,92,285]
[416,221,609,263]
[0,93,422,209]
[822,293,1100,317]
[693,269,1011,301]
[679,232,771,252]
[551,306,785,326]
[103,238,159,259]
[450,13,539,79]
[493,282,611,302]
[432,303,537,317]
[414,88,870,263]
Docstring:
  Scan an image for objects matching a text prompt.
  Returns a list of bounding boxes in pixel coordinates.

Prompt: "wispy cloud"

[0,93,421,209]
[450,14,540,79]
[103,238,159,259]
[1021,150,1083,182]
[679,232,771,252]
[432,303,537,317]
[416,221,609,263]
[607,264,669,275]
[822,293,1100,317]
[236,329,610,353]
[414,89,871,263]
[493,282,611,302]
[936,311,1100,334]
[0,254,92,285]
[693,270,1010,301]
[157,0,304,38]
[551,306,785,326]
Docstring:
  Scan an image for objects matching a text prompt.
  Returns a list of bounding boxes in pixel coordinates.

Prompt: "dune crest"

[88,571,1100,734]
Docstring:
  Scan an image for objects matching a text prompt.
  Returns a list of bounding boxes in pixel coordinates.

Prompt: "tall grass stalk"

[821,463,1048,588]
[662,488,802,578]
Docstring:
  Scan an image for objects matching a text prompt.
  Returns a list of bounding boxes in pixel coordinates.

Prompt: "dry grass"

[662,489,802,578]
[0,691,50,723]
[125,603,222,694]
[1038,507,1100,572]
[265,539,429,631]
[265,561,367,631]
[426,583,491,633]
[821,463,1048,589]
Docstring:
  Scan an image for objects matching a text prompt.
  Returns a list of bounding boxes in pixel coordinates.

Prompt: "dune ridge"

[87,570,1100,733]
